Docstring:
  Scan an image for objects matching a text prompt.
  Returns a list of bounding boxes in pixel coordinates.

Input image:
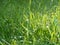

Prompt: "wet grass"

[0,0,60,45]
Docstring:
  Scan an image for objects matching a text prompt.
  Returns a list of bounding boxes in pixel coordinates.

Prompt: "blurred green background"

[0,0,60,45]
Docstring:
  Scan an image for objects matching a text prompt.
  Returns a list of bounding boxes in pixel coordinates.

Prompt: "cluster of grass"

[0,0,60,45]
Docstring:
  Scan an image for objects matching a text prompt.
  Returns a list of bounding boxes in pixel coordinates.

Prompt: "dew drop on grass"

[14,36,17,39]
[57,34,59,37]
[25,28,28,31]
[26,19,29,22]
[46,25,49,28]
[51,0,53,2]
[19,36,22,38]
[29,41,32,43]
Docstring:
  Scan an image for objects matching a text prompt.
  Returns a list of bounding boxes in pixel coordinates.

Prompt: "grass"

[0,0,60,45]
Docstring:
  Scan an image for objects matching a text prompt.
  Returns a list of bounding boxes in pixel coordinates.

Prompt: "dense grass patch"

[0,0,60,45]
